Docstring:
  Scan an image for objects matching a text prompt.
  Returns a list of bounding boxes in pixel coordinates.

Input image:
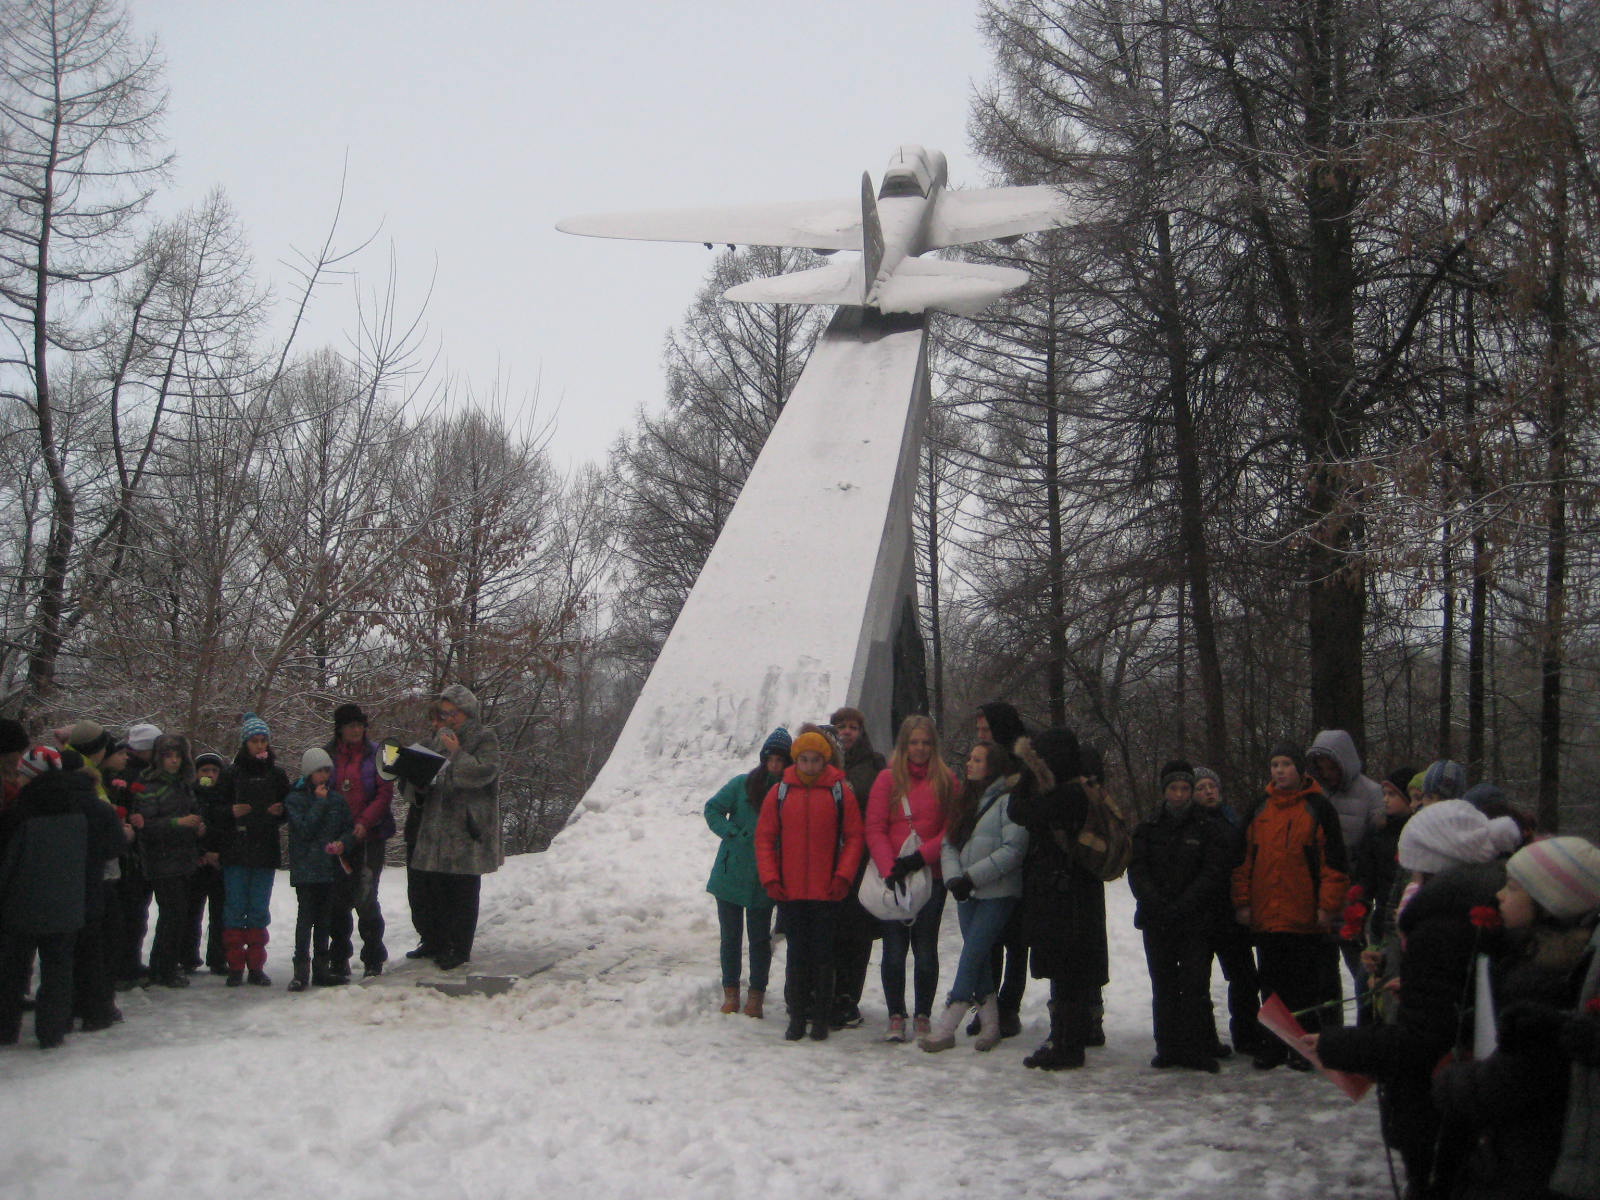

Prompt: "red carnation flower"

[1340,922,1364,941]
[1469,905,1503,930]
[1346,885,1367,903]
[1344,902,1369,922]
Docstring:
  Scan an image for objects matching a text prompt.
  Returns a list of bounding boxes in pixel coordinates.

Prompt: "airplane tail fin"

[723,262,862,307]
[872,258,1032,316]
[860,172,884,307]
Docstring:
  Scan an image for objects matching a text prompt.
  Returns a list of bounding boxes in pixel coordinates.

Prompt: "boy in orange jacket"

[755,728,864,1043]
[1232,741,1349,1069]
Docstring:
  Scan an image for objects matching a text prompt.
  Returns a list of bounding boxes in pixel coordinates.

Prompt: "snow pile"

[0,769,1393,1199]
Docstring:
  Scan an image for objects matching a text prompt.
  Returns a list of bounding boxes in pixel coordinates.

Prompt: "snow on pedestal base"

[579,307,928,822]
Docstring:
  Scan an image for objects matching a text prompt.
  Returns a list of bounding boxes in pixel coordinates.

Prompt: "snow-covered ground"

[1,786,1392,1200]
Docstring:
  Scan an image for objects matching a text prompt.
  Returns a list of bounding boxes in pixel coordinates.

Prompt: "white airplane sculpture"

[557,145,1074,316]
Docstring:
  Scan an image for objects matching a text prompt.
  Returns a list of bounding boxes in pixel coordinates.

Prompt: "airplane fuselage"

[867,147,949,305]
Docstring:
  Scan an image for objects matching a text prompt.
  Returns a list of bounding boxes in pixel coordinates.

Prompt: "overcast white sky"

[135,0,997,469]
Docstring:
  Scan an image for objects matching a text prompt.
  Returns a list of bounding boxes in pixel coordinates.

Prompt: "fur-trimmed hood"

[1012,736,1054,795]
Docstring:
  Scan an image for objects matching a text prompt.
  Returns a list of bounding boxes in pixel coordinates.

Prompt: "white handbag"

[858,795,933,923]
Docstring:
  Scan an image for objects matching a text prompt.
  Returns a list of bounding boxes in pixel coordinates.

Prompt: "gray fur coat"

[411,685,504,876]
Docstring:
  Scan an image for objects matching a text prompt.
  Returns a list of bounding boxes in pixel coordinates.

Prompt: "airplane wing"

[874,258,1032,316]
[723,261,862,306]
[556,197,863,251]
[926,184,1076,250]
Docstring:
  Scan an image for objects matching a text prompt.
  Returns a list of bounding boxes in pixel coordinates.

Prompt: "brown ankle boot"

[720,986,740,1014]
[742,989,765,1019]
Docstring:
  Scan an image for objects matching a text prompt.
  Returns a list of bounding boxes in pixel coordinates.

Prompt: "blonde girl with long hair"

[864,715,957,1042]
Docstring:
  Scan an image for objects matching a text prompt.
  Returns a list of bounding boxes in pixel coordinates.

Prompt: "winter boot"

[784,1011,808,1041]
[244,928,270,974]
[1085,997,1106,1047]
[1032,997,1087,1070]
[312,958,348,987]
[247,968,271,986]
[287,958,311,993]
[720,986,740,1014]
[974,995,1003,1052]
[919,1001,969,1053]
[742,989,764,1019]
[223,929,249,975]
[226,969,245,987]
[326,958,352,985]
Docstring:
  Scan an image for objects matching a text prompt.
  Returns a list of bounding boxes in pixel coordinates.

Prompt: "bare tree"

[0,0,169,712]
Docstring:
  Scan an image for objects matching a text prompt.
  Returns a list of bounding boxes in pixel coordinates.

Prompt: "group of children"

[1128,737,1600,1199]
[0,704,395,1049]
[712,708,1600,1198]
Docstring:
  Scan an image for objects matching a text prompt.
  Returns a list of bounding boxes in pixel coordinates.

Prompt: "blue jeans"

[880,881,946,1017]
[948,896,1018,1005]
[716,899,773,991]
[222,866,275,929]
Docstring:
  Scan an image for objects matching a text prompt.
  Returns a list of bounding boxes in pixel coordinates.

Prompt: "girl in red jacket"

[756,729,865,1043]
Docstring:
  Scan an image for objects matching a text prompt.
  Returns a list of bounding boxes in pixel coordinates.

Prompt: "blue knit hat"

[759,726,792,761]
[1422,759,1466,800]
[241,712,271,743]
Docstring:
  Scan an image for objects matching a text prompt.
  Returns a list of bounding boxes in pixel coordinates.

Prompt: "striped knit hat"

[241,713,271,743]
[1507,837,1600,921]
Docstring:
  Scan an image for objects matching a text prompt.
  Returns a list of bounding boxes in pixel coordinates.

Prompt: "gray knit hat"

[300,747,334,778]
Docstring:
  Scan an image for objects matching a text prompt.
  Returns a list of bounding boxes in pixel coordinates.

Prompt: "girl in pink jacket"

[865,715,956,1041]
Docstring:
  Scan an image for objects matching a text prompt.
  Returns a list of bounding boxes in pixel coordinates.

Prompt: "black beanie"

[1159,759,1195,790]
[978,702,1029,750]
[333,703,369,733]
[1269,741,1306,774]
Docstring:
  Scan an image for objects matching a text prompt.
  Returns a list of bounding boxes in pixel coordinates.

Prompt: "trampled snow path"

[1,798,1393,1200]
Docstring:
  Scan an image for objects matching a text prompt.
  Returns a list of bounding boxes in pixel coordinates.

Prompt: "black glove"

[947,876,974,902]
[888,852,923,882]
[1498,1001,1564,1055]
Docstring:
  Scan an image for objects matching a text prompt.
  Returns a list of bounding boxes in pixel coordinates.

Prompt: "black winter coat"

[207,749,289,870]
[838,737,888,938]
[1009,744,1109,986]
[1433,922,1590,1199]
[1128,802,1232,934]
[0,770,120,933]
[1320,861,1505,1080]
[1352,811,1408,944]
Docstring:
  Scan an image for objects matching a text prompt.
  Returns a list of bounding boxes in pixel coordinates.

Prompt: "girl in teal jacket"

[704,727,789,1019]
